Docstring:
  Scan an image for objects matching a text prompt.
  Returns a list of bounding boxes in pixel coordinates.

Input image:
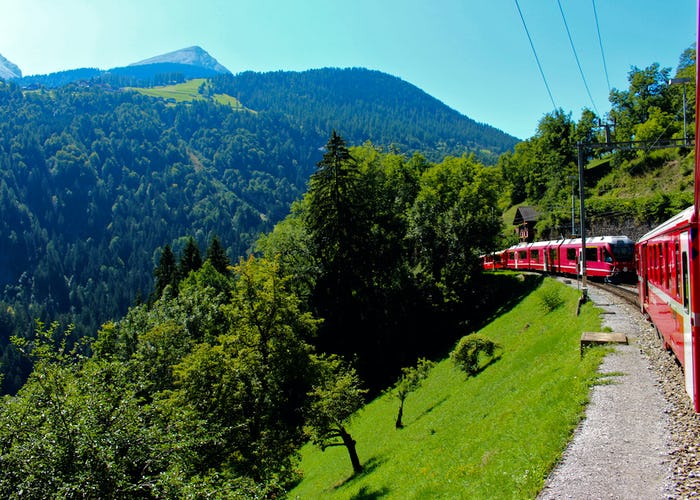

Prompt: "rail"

[589,281,639,308]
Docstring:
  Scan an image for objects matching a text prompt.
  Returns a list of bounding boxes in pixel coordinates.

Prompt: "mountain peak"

[129,46,230,74]
[0,54,22,79]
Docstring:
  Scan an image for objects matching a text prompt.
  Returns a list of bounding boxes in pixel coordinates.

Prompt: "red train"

[637,206,698,409]
[482,235,636,283]
[635,5,700,412]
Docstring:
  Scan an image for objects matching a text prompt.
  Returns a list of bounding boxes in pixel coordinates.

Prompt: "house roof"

[513,206,539,225]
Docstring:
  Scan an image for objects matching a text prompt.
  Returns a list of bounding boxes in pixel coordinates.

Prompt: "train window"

[566,248,576,261]
[518,250,527,259]
[532,250,540,262]
[549,248,557,261]
[675,242,680,298]
[585,247,598,262]
[610,241,634,261]
[509,252,515,260]
[664,243,670,289]
[603,248,613,263]
[494,254,501,263]
[683,251,689,311]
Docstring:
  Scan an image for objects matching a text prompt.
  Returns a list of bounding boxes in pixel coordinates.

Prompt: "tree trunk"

[340,427,363,474]
[395,399,405,428]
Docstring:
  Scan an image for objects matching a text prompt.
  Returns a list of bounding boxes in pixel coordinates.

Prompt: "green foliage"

[391,358,435,428]
[450,334,501,377]
[179,236,203,278]
[536,282,565,313]
[408,155,501,303]
[499,44,696,239]
[205,235,231,276]
[305,353,368,474]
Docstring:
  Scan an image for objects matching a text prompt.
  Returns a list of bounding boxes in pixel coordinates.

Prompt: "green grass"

[127,78,250,110]
[289,278,606,499]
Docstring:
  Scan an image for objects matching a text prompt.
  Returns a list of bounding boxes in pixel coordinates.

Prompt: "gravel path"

[538,281,700,499]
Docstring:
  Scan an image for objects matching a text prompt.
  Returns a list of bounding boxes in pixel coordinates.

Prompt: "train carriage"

[637,205,699,410]
[528,240,551,272]
[635,3,700,411]
[483,235,634,283]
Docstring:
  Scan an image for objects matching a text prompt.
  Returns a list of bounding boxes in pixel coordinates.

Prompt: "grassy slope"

[128,78,248,109]
[289,277,606,499]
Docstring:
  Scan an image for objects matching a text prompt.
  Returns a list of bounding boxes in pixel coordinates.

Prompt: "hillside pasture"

[290,276,606,499]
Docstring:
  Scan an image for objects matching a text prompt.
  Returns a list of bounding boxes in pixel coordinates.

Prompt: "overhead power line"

[514,0,558,110]
[557,0,600,116]
[592,0,611,94]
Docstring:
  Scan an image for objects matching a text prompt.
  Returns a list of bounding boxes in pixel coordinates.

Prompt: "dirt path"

[538,283,674,499]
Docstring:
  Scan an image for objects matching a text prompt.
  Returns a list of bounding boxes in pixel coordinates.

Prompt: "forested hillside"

[211,68,518,163]
[0,81,318,392]
[0,135,504,497]
[0,67,515,393]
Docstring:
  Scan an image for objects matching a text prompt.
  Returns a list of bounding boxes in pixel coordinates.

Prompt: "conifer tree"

[152,244,178,300]
[205,235,231,276]
[179,236,203,279]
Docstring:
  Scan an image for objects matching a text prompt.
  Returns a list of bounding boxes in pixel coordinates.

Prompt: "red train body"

[635,3,700,412]
[483,235,635,283]
[637,201,700,411]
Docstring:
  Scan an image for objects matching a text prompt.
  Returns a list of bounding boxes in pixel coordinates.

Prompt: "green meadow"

[128,78,248,109]
[290,277,606,499]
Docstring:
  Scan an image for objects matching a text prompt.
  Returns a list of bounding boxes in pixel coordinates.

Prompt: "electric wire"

[557,0,600,117]
[592,0,611,94]
[514,0,558,110]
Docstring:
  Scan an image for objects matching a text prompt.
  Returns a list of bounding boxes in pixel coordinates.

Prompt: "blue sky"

[1,0,695,139]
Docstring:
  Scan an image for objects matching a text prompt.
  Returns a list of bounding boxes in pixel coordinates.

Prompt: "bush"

[451,335,501,376]
[536,283,564,313]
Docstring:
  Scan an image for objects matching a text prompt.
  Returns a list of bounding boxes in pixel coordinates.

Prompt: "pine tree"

[152,244,178,301]
[179,237,203,279]
[205,235,231,276]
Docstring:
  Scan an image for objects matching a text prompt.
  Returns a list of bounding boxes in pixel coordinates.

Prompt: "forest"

[0,67,517,394]
[0,43,696,496]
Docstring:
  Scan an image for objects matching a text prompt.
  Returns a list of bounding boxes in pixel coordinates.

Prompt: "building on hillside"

[513,206,539,242]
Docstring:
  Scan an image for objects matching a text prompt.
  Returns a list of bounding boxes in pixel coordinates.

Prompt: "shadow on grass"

[334,455,386,491]
[406,395,449,428]
[349,485,392,499]
[468,353,503,378]
[468,272,544,333]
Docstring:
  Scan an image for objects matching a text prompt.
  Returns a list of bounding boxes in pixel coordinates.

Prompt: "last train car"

[635,0,700,412]
[637,206,700,411]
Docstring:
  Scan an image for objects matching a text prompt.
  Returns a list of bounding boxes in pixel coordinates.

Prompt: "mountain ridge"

[9,46,229,88]
[0,53,21,79]
[129,45,230,74]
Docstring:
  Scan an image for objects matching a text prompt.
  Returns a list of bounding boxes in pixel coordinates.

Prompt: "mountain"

[0,54,21,79]
[129,45,230,74]
[11,46,229,88]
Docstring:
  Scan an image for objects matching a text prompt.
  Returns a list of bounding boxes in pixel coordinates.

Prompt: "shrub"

[537,283,564,313]
[451,335,501,376]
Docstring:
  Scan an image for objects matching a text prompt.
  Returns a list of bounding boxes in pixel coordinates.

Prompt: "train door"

[680,232,694,402]
[639,243,649,309]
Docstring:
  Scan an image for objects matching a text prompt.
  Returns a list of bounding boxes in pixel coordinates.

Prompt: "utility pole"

[577,143,587,298]
[569,175,577,236]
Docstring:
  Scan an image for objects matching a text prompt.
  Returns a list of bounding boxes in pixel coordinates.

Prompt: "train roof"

[555,235,633,246]
[638,205,694,242]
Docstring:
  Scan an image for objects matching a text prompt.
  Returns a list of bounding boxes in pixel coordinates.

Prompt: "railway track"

[589,281,639,308]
